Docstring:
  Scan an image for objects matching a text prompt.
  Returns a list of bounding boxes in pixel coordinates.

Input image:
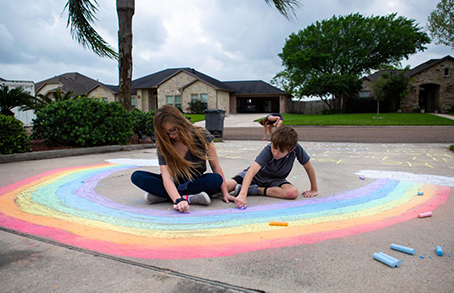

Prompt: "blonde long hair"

[154,105,211,182]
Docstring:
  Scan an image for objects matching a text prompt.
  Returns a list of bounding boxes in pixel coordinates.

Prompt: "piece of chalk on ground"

[418,211,433,218]
[417,192,424,195]
[378,252,401,267]
[239,205,247,210]
[390,244,415,255]
[269,221,289,226]
[436,246,443,256]
[420,255,425,259]
[359,175,365,180]
[373,252,400,268]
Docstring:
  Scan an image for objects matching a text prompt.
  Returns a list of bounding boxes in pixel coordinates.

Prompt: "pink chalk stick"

[418,211,433,218]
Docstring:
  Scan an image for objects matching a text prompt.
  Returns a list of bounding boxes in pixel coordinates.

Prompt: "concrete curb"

[0,144,156,164]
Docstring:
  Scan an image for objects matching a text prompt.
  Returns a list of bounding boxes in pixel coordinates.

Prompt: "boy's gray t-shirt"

[252,143,310,184]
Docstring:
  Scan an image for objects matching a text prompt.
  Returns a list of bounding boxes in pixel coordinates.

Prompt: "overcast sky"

[0,0,451,86]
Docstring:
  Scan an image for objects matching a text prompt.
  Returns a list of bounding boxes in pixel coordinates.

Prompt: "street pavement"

[1,115,454,292]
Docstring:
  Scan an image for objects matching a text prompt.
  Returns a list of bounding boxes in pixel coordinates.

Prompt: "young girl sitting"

[131,105,234,213]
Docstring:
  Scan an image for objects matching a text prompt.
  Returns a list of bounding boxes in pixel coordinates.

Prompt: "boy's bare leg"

[226,178,238,192]
[263,184,299,200]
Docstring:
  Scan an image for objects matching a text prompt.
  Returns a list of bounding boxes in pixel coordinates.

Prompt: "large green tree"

[427,0,454,48]
[278,13,430,109]
[64,0,300,111]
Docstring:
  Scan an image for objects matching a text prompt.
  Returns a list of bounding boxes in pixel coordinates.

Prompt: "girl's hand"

[302,190,318,198]
[173,200,190,213]
[222,193,236,203]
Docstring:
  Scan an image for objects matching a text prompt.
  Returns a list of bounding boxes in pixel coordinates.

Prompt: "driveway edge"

[0,144,156,164]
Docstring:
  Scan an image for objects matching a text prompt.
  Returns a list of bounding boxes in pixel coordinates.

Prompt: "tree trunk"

[376,99,380,117]
[117,0,135,111]
[320,97,333,110]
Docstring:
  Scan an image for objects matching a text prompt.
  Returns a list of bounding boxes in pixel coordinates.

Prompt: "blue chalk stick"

[436,246,443,256]
[374,252,400,268]
[239,205,247,210]
[417,192,424,196]
[378,252,401,267]
[390,243,415,255]
[420,255,425,259]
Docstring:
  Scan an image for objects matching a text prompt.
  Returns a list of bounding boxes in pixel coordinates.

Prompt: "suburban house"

[360,55,454,113]
[0,77,36,125]
[35,68,290,114]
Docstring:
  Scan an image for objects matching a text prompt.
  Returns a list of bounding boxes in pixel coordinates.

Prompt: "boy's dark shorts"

[232,170,292,188]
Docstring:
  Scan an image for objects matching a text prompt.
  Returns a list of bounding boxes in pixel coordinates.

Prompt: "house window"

[445,68,450,77]
[131,97,136,109]
[175,95,182,109]
[200,94,208,109]
[189,94,208,110]
[101,97,108,103]
[166,95,182,110]
[359,91,370,98]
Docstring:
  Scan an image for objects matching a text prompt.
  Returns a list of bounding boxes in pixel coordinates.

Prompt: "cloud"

[0,0,451,86]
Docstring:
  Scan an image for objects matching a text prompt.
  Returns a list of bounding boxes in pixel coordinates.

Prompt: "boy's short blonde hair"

[271,126,298,152]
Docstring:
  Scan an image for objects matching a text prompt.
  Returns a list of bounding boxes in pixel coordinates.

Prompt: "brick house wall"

[401,58,454,113]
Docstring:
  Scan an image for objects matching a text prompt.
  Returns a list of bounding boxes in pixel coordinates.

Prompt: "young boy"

[226,126,318,209]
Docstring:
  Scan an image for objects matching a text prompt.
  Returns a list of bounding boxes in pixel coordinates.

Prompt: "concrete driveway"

[1,140,453,292]
[194,113,265,128]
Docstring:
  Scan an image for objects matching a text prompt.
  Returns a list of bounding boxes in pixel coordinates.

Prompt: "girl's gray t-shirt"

[158,131,214,179]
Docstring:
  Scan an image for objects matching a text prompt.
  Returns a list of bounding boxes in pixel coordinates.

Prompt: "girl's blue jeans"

[130,170,223,199]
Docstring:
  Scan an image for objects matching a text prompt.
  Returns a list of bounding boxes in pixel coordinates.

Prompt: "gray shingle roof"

[362,69,402,82]
[364,55,453,81]
[132,68,234,92]
[35,69,290,96]
[35,72,107,96]
[405,55,453,77]
[222,80,287,95]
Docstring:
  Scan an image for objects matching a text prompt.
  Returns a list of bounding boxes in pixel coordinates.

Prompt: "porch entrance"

[419,83,440,112]
[237,97,279,113]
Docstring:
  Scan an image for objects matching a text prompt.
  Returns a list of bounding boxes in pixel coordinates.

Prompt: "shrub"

[0,114,30,154]
[32,98,133,147]
[187,100,207,114]
[131,109,155,137]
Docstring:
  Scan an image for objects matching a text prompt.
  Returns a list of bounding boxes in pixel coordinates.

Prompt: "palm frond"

[265,0,300,21]
[63,0,118,60]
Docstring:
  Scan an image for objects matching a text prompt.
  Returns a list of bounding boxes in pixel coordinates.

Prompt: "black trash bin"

[204,109,226,138]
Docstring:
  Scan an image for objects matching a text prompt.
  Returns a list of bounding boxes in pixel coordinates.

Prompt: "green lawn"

[191,112,454,126]
[278,113,454,126]
[185,114,205,123]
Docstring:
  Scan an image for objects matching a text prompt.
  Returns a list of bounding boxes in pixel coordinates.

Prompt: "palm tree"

[21,88,83,112]
[64,0,300,111]
[0,86,34,116]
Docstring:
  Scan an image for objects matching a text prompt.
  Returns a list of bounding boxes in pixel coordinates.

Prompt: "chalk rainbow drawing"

[0,163,451,259]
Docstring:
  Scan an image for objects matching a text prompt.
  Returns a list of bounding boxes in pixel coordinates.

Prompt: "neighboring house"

[35,72,117,104]
[361,55,454,112]
[35,68,290,114]
[0,77,36,126]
